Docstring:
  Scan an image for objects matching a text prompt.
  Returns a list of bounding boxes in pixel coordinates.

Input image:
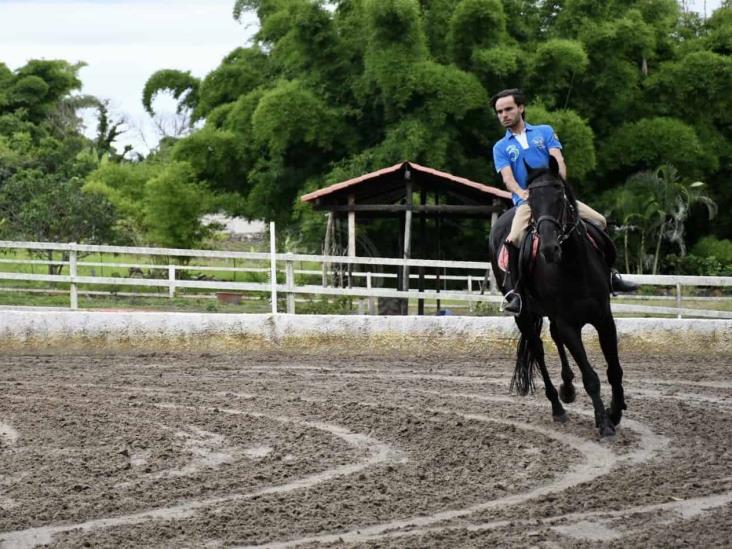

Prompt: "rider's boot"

[586,220,639,294]
[501,242,522,315]
[610,270,639,293]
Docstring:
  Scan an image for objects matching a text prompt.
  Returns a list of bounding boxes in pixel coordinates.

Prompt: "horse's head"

[526,156,578,264]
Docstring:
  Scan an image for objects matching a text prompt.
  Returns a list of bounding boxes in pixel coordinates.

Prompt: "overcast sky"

[0,0,724,156]
[1,0,257,155]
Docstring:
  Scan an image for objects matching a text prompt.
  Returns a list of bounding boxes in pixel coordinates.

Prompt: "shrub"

[691,236,732,265]
[664,253,732,276]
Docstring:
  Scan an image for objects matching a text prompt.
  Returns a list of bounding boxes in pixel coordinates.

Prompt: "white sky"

[0,0,725,156]
[0,0,258,155]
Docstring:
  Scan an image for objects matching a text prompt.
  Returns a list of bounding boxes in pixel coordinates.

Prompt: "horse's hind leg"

[550,322,576,404]
[553,320,614,437]
[595,314,626,426]
[538,358,567,423]
[515,314,566,421]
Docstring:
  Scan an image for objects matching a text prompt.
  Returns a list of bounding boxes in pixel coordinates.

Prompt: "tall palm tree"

[646,165,717,274]
[609,164,717,274]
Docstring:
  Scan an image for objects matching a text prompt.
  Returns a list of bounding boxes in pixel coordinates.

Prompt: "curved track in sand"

[0,351,729,547]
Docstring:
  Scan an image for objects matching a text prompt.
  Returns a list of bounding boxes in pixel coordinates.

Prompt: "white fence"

[1,229,731,319]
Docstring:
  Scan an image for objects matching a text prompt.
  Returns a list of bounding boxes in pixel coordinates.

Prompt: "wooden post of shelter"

[322,212,333,287]
[435,192,441,312]
[401,168,412,296]
[490,198,500,294]
[347,194,356,305]
[418,186,427,315]
[347,193,356,257]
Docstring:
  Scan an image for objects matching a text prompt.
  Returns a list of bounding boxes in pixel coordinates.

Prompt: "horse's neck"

[563,227,593,267]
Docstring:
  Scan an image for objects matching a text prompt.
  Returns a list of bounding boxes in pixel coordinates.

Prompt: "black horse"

[489,157,625,438]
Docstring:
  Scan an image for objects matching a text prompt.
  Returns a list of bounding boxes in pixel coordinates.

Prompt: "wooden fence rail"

[1,229,730,319]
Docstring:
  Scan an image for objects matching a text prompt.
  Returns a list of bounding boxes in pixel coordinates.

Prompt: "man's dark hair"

[490,88,526,118]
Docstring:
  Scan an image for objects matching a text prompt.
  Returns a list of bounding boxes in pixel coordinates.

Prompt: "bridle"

[528,177,581,246]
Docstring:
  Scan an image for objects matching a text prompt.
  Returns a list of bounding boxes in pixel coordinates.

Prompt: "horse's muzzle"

[541,242,562,263]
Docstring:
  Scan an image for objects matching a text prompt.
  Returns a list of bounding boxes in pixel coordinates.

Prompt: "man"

[491,88,637,315]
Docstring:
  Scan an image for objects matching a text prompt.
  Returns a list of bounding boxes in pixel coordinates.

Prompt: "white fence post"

[366,272,376,315]
[488,266,498,295]
[168,266,176,299]
[286,255,295,314]
[69,244,78,310]
[269,221,278,315]
[468,274,474,313]
[676,282,682,319]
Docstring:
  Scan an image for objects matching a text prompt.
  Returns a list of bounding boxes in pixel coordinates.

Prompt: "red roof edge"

[407,162,511,200]
[300,162,405,202]
[300,161,512,203]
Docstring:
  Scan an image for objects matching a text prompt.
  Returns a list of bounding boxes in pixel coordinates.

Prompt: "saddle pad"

[497,230,600,273]
[498,235,539,273]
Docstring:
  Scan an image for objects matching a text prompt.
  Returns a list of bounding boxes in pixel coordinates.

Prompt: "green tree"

[0,170,119,272]
[600,117,717,180]
[0,58,135,252]
[525,104,596,188]
[139,0,732,250]
[142,162,215,249]
[84,160,161,243]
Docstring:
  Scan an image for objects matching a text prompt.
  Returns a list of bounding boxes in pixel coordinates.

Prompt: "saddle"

[497,220,609,274]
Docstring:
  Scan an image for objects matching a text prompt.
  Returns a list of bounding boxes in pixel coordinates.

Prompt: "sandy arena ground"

[0,349,730,548]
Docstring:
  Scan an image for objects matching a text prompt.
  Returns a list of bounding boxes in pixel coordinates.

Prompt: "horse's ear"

[548,155,560,177]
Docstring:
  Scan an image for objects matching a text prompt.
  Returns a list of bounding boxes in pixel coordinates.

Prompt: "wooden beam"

[491,198,500,228]
[315,204,503,214]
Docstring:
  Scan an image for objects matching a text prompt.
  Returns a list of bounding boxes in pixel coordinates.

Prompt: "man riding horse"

[491,88,637,315]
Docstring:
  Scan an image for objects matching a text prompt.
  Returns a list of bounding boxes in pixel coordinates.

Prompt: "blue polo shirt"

[492,122,562,206]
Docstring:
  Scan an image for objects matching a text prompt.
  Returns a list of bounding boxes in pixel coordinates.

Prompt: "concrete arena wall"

[0,310,729,355]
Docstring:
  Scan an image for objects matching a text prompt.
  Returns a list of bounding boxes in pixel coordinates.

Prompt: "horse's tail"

[510,315,543,396]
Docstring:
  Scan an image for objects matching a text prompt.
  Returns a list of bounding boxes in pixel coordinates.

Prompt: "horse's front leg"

[550,321,576,404]
[515,313,566,421]
[553,319,614,437]
[594,312,626,426]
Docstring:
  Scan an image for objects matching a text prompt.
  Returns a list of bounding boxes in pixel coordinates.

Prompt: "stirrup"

[500,290,522,316]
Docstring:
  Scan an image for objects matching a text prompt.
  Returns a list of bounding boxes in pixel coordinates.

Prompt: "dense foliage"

[1,1,731,273]
[0,60,216,249]
[138,0,732,268]
[0,60,117,244]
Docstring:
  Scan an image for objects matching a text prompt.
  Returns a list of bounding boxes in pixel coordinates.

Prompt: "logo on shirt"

[532,136,545,150]
[506,144,520,161]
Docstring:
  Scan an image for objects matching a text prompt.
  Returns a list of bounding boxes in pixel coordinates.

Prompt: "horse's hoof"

[553,413,569,424]
[606,407,622,426]
[559,383,576,404]
[599,425,616,438]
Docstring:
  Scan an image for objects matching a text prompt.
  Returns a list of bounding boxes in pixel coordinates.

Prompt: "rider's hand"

[519,189,529,201]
